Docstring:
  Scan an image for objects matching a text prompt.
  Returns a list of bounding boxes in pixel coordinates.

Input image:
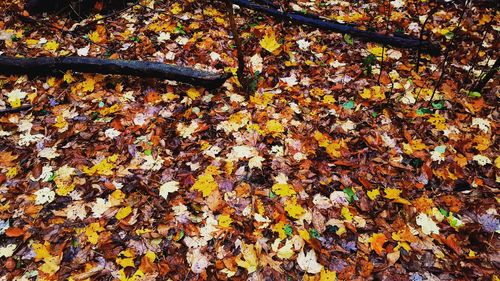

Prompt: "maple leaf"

[159,181,179,200]
[320,268,337,281]
[236,242,258,273]
[89,30,101,43]
[218,214,233,228]
[7,89,28,108]
[34,187,56,205]
[260,28,281,53]
[367,188,380,200]
[85,222,104,244]
[272,183,296,197]
[384,188,411,205]
[186,88,201,100]
[83,154,119,176]
[297,249,322,274]
[416,213,439,235]
[266,120,285,134]
[170,3,183,14]
[191,171,218,197]
[44,40,59,52]
[0,244,16,258]
[116,249,135,268]
[368,233,387,256]
[284,197,305,219]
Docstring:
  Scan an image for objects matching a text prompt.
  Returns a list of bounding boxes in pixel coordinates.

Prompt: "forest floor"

[0,0,498,280]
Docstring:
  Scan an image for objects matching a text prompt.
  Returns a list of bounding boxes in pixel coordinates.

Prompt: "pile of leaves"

[0,0,498,280]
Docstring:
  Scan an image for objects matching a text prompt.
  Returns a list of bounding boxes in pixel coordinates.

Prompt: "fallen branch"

[231,0,441,55]
[0,105,32,115]
[0,56,230,89]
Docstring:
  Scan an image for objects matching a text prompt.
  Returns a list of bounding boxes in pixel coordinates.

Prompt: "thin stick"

[378,0,391,84]
[225,0,248,91]
[427,1,469,105]
[472,58,499,92]
[415,6,438,72]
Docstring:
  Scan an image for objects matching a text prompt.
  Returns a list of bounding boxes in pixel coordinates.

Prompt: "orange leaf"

[369,233,387,256]
[5,227,25,237]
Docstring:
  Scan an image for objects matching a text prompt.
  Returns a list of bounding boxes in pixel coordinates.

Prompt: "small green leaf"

[144,149,152,156]
[439,207,449,217]
[47,172,56,182]
[309,228,320,238]
[284,224,293,236]
[416,107,432,115]
[432,101,445,109]
[343,187,358,203]
[343,34,353,45]
[343,100,355,110]
[468,91,481,98]
[269,191,276,199]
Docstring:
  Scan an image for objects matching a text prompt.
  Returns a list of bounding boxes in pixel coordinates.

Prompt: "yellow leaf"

[384,188,402,199]
[298,229,310,241]
[260,28,281,53]
[89,30,101,43]
[54,115,68,130]
[266,120,284,134]
[6,167,17,178]
[171,3,183,14]
[39,255,60,275]
[83,154,119,176]
[26,38,39,47]
[81,75,96,92]
[64,71,75,83]
[273,221,287,239]
[44,40,59,52]
[145,251,156,262]
[117,249,135,268]
[85,222,104,244]
[320,268,337,281]
[33,242,51,261]
[367,188,380,200]
[427,113,446,130]
[55,183,75,196]
[360,86,385,100]
[341,207,353,222]
[314,131,346,158]
[236,242,258,273]
[367,43,387,59]
[272,183,296,197]
[323,95,336,104]
[218,214,233,228]
[186,88,200,100]
[284,197,305,219]
[384,188,411,205]
[191,172,218,197]
[116,205,132,220]
[9,98,21,108]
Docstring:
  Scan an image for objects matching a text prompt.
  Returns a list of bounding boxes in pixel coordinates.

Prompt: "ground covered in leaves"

[0,0,499,280]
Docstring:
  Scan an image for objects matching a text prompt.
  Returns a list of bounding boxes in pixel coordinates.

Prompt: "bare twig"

[225,0,248,91]
[415,5,438,72]
[427,1,469,105]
